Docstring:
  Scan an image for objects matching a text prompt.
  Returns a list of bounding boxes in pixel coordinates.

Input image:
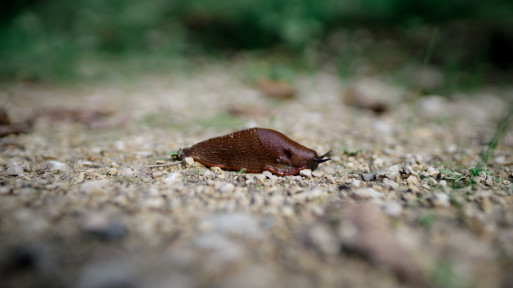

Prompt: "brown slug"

[179,128,331,176]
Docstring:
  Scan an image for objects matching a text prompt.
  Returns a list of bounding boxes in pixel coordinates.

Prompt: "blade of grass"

[478,100,513,168]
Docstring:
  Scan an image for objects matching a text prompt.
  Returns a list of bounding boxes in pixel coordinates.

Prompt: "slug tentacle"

[314,150,332,163]
[179,127,331,176]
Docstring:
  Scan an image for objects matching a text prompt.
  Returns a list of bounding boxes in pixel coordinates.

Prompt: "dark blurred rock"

[81,214,128,241]
[338,204,428,286]
[256,80,296,100]
[343,78,404,114]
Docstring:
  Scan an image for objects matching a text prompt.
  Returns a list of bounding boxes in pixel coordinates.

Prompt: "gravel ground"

[1,64,513,288]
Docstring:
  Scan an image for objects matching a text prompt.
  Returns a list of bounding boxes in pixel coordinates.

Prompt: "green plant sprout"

[339,147,363,156]
[478,100,513,168]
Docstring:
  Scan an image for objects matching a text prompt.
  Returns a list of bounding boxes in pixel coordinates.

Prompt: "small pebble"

[351,179,361,188]
[352,188,383,199]
[120,167,135,177]
[376,164,400,180]
[307,224,339,256]
[384,201,403,217]
[152,171,163,179]
[0,186,11,195]
[362,173,376,181]
[312,171,323,178]
[6,166,24,177]
[407,175,419,186]
[218,183,235,194]
[300,169,312,178]
[163,173,179,184]
[75,172,85,184]
[81,180,108,194]
[107,168,118,175]
[425,177,438,187]
[383,178,399,190]
[211,167,223,173]
[431,192,450,207]
[44,160,67,172]
[427,167,440,178]
[198,213,261,239]
[255,174,266,184]
[184,157,195,167]
[145,197,165,209]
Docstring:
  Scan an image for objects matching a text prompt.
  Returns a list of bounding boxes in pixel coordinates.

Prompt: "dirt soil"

[1,65,513,288]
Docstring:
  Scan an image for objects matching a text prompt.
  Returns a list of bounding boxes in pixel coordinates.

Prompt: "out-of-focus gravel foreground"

[1,65,512,288]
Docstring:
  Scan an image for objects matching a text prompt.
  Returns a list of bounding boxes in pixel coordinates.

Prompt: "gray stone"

[376,164,400,180]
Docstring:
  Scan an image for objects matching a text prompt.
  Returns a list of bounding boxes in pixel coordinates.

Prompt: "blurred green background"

[1,0,512,84]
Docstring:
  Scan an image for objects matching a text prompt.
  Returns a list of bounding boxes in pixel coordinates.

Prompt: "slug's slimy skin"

[179,128,331,176]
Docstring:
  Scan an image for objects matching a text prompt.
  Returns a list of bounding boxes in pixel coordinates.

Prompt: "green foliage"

[479,101,513,168]
[167,151,179,157]
[339,147,363,156]
[0,0,512,80]
[417,212,435,227]
[432,260,463,288]
[469,168,490,177]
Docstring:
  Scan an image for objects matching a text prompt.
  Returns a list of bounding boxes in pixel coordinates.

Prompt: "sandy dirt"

[1,64,512,288]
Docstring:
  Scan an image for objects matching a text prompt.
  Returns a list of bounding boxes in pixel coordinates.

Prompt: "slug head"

[257,128,331,172]
[308,150,331,169]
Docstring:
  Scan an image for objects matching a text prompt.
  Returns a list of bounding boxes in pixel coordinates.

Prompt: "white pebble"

[163,173,179,184]
[6,166,23,177]
[312,171,323,178]
[384,200,403,217]
[432,192,450,207]
[353,188,383,199]
[299,169,312,178]
[425,177,438,186]
[184,157,195,167]
[427,167,440,177]
[107,168,118,175]
[376,164,400,180]
[307,224,339,255]
[145,197,165,209]
[75,172,85,184]
[351,179,361,188]
[383,178,399,190]
[0,186,10,195]
[218,183,235,194]
[81,180,109,195]
[407,175,419,186]
[120,167,135,177]
[255,174,266,184]
[44,160,67,172]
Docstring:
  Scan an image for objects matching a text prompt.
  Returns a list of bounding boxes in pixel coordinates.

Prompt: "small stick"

[146,161,182,168]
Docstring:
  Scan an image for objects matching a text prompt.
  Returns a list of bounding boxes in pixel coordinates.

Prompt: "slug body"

[179,128,331,176]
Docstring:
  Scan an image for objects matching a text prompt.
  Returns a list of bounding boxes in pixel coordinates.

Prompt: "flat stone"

[299,169,312,178]
[376,164,400,180]
[184,157,195,167]
[383,178,400,190]
[362,173,376,181]
[43,160,67,172]
[6,166,23,176]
